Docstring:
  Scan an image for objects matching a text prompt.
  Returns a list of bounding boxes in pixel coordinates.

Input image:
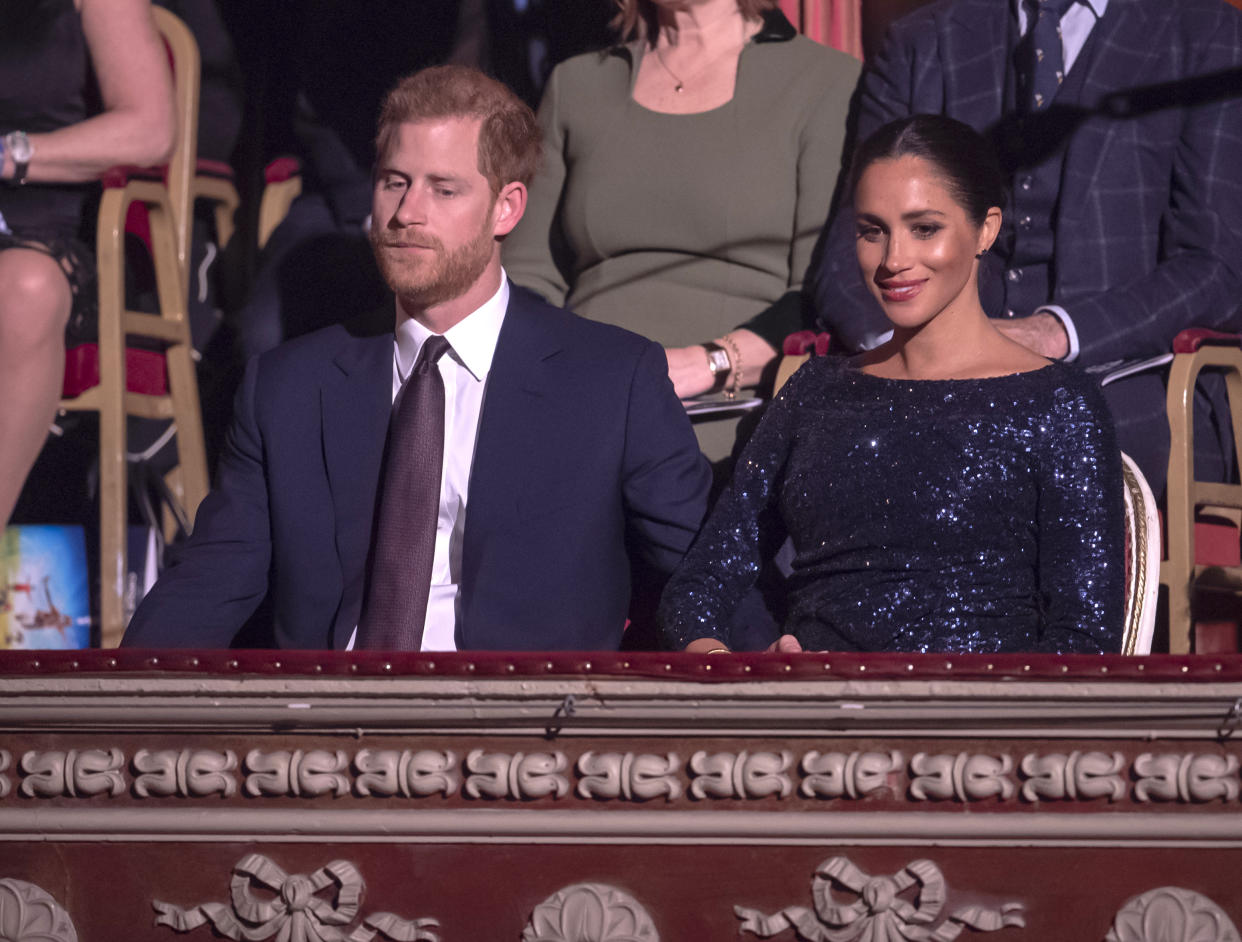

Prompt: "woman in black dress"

[0,0,175,526]
[660,115,1124,654]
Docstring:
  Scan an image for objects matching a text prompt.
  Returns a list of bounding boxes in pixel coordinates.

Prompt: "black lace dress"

[0,0,97,335]
[659,356,1125,653]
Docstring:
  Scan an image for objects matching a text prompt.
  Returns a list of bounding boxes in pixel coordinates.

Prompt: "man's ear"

[491,181,527,238]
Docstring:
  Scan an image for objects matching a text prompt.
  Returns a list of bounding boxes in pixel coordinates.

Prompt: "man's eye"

[436,188,457,198]
[382,178,405,191]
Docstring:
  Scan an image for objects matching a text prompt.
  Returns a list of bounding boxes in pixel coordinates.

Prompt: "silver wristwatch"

[701,341,732,392]
[4,131,33,185]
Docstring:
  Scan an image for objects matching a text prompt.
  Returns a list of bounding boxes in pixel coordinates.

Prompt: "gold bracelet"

[704,646,731,654]
[719,333,743,400]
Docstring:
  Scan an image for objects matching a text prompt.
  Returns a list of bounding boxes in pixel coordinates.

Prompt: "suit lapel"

[460,287,563,604]
[1057,0,1160,227]
[321,309,394,644]
[943,0,1010,128]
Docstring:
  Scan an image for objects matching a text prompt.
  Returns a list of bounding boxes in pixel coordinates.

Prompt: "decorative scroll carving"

[152,854,439,941]
[689,751,792,800]
[736,856,1024,941]
[0,749,9,799]
[1019,751,1126,802]
[132,749,238,798]
[576,752,682,802]
[909,753,1015,802]
[1133,753,1240,803]
[243,750,350,798]
[464,750,569,800]
[1105,887,1240,942]
[0,878,79,942]
[19,749,126,798]
[353,750,460,798]
[799,751,902,801]
[522,883,658,941]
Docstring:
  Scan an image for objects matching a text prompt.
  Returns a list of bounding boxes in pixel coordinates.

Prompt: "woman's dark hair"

[849,115,1007,225]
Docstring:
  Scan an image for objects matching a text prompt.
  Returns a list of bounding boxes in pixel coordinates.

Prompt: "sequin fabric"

[659,356,1124,653]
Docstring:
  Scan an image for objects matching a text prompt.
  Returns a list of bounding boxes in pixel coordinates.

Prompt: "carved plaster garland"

[1105,887,1241,942]
[152,854,439,941]
[523,883,658,942]
[735,856,1024,942]
[6,746,1242,804]
[0,878,79,942]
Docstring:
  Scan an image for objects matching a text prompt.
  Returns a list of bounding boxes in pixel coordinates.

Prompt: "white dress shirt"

[348,273,509,651]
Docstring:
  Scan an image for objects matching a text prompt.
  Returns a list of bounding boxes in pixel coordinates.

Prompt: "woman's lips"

[878,279,926,302]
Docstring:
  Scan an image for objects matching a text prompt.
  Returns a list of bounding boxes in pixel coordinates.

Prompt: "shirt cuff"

[1035,304,1079,361]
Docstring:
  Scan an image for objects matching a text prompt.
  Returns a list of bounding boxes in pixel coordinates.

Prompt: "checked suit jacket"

[123,285,712,650]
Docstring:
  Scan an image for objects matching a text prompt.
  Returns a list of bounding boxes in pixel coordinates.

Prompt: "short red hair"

[375,65,541,194]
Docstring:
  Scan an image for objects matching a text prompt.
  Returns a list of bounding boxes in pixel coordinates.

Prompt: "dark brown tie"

[356,334,452,650]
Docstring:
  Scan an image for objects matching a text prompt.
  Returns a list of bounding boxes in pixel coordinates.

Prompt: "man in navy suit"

[810,0,1242,493]
[123,66,711,650]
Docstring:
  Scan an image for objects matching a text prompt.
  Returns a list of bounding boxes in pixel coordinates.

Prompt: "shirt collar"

[1013,0,1108,22]
[394,271,509,385]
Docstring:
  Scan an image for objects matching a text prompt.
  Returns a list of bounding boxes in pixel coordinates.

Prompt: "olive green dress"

[503,12,860,462]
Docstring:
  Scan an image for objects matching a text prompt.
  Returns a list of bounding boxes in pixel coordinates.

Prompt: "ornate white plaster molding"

[689,751,793,800]
[243,749,350,798]
[1019,751,1126,802]
[354,749,460,798]
[19,749,125,798]
[464,750,569,800]
[576,752,682,802]
[522,883,658,941]
[800,751,902,800]
[0,878,78,942]
[910,753,1015,802]
[1132,753,1240,803]
[736,856,1024,941]
[1105,887,1240,941]
[0,750,9,799]
[152,853,439,941]
[133,749,238,798]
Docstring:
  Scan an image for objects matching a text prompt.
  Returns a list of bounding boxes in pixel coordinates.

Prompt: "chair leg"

[1163,356,1197,653]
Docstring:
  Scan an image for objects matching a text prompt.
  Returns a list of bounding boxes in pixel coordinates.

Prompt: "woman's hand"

[665,345,717,399]
[765,634,803,653]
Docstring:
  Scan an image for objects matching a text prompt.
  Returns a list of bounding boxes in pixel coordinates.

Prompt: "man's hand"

[665,345,716,399]
[993,313,1070,359]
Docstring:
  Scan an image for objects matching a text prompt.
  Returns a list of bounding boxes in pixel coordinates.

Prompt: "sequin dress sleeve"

[1030,371,1125,651]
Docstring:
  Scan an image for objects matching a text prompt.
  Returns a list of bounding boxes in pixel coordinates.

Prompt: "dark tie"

[1020,0,1078,113]
[356,334,452,650]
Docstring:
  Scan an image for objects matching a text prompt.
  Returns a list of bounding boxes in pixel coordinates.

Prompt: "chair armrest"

[1172,328,1242,354]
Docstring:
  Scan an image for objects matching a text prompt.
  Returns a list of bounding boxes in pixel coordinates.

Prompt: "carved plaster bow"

[153,854,439,942]
[736,856,1024,942]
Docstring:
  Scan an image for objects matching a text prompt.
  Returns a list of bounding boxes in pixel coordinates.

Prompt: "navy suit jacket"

[811,0,1242,363]
[123,285,711,650]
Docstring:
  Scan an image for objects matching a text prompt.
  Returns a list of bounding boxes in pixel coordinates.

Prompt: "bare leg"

[0,247,72,525]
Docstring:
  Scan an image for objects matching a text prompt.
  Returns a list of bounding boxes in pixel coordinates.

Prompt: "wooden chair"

[1159,330,1242,653]
[58,6,209,648]
[257,156,303,251]
[1121,452,1160,655]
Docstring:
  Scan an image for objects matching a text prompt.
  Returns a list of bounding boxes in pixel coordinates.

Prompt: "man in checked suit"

[123,66,711,650]
[810,0,1242,493]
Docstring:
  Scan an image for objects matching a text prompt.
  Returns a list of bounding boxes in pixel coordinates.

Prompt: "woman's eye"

[913,224,942,238]
[856,225,882,242]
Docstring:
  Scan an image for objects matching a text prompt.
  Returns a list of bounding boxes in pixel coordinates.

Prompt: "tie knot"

[416,335,452,371]
[1031,0,1077,21]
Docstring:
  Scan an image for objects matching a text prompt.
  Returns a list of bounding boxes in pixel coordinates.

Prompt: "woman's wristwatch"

[701,341,732,393]
[3,131,33,184]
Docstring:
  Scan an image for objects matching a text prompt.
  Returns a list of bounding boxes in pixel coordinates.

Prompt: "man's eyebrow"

[427,173,470,186]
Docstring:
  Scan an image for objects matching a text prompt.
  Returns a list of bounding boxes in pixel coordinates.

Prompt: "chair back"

[1121,451,1160,654]
[151,6,201,281]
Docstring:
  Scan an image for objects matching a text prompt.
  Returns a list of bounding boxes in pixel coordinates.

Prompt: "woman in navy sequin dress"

[660,116,1124,654]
